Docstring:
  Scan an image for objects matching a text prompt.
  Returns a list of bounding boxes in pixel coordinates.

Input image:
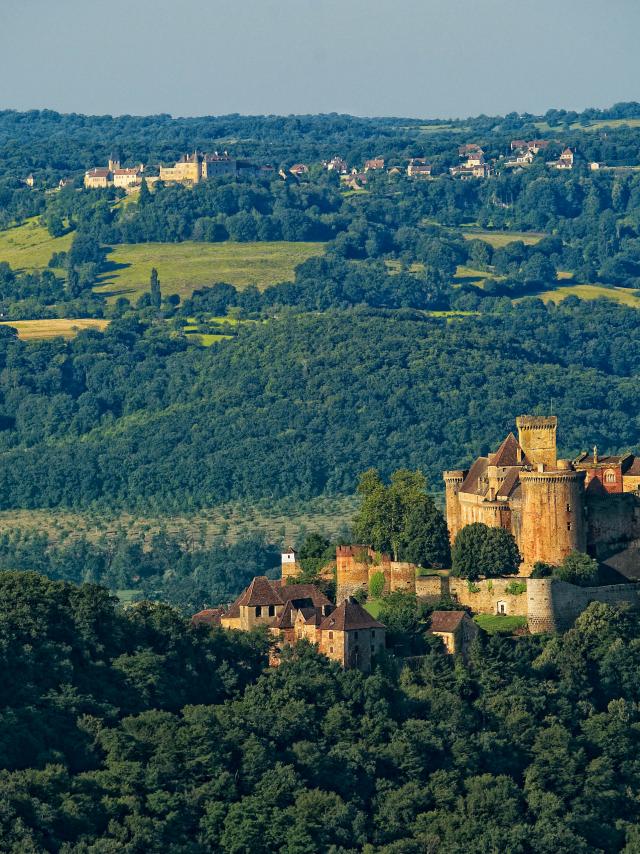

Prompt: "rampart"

[526,577,640,633]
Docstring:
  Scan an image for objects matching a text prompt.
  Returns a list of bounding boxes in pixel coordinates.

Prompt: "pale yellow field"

[529,284,640,308]
[0,318,110,340]
[462,229,546,248]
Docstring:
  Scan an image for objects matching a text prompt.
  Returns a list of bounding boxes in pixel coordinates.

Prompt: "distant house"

[112,166,143,189]
[590,161,602,170]
[450,154,490,179]
[23,174,35,188]
[511,139,549,154]
[364,157,385,172]
[407,157,432,177]
[430,610,478,655]
[458,143,484,157]
[324,156,348,174]
[341,172,368,190]
[191,608,225,628]
[551,147,574,170]
[289,163,309,176]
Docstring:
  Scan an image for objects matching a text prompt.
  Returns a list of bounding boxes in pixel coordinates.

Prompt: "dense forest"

[3,572,640,852]
[0,298,635,512]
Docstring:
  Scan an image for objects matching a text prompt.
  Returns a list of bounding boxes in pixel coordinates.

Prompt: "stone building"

[220,576,332,632]
[159,152,261,184]
[444,415,640,574]
[430,610,478,654]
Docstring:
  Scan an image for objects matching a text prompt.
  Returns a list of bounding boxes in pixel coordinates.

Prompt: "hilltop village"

[78,137,599,193]
[192,415,640,668]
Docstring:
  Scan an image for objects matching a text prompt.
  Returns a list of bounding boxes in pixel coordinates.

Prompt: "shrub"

[369,571,386,599]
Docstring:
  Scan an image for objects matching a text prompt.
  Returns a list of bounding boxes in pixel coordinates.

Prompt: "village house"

[324,156,348,174]
[550,147,574,169]
[364,157,385,172]
[430,610,478,655]
[84,167,111,189]
[289,163,309,176]
[407,158,432,177]
[84,158,143,190]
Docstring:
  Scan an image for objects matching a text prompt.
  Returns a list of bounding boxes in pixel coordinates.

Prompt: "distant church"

[444,416,640,575]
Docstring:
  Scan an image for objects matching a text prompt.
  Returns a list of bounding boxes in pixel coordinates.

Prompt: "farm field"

[533,283,640,308]
[0,318,110,340]
[535,117,640,132]
[0,219,72,271]
[95,240,326,301]
[461,228,546,248]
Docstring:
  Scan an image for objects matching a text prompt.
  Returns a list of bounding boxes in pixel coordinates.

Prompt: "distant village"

[24,137,609,194]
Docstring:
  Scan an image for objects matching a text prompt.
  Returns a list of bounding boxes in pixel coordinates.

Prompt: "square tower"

[516,415,557,469]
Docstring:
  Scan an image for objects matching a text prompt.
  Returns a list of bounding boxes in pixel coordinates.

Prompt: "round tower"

[443,470,466,545]
[518,463,586,572]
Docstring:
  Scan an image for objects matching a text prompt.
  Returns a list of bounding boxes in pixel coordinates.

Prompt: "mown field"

[533,283,640,308]
[95,240,326,301]
[0,318,110,340]
[461,228,546,248]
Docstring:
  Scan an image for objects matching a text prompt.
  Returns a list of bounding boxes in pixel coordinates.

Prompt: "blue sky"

[1,0,639,118]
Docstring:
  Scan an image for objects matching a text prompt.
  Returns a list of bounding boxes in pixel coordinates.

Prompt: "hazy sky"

[1,0,639,119]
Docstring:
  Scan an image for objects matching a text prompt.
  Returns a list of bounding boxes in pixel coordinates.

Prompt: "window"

[329,646,333,654]
[605,470,616,484]
[328,631,333,639]
[354,631,359,639]
[268,605,275,617]
[566,504,571,512]
[371,630,375,638]
[255,606,262,617]
[567,522,572,531]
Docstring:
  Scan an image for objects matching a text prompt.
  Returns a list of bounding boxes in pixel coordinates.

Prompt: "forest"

[2,571,640,852]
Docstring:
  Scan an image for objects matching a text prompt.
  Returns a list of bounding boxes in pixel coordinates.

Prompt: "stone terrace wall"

[527,577,640,633]
[448,577,528,617]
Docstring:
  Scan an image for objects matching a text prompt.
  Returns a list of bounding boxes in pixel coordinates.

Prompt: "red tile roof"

[191,608,224,627]
[319,598,385,632]
[430,611,467,632]
[277,582,332,607]
[460,456,488,496]
[489,433,524,467]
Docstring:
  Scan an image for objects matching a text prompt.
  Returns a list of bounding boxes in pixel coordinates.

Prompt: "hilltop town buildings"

[158,151,264,183]
[444,415,640,574]
[84,159,143,190]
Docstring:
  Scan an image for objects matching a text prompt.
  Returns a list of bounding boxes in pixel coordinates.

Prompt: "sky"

[1,0,639,120]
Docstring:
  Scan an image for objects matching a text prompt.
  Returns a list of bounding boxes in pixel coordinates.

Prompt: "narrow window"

[329,631,333,639]
[268,605,275,617]
[567,522,572,531]
[329,646,333,653]
[255,606,262,617]
[566,504,571,512]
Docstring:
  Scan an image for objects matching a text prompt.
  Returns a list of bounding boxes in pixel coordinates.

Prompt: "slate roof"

[430,611,467,632]
[319,598,385,632]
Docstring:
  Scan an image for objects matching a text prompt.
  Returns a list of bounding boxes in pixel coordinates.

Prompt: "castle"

[444,415,640,575]
[158,152,264,184]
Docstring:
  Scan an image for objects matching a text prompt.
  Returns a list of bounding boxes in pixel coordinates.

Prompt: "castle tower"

[516,415,557,469]
[518,462,586,571]
[443,470,466,544]
[336,545,371,601]
[281,548,300,582]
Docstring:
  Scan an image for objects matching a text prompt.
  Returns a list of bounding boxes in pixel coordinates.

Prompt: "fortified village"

[194,416,640,662]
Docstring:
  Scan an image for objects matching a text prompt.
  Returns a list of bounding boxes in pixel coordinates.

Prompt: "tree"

[150,268,161,309]
[369,571,386,598]
[554,551,599,586]
[352,468,448,564]
[451,523,520,579]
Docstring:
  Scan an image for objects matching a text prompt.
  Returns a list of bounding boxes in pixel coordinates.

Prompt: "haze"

[1,0,639,119]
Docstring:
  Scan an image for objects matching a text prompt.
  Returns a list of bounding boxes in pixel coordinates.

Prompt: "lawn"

[532,283,640,308]
[0,318,110,340]
[473,614,528,635]
[365,599,383,619]
[0,219,73,271]
[94,240,326,302]
[461,228,546,248]
[535,117,640,133]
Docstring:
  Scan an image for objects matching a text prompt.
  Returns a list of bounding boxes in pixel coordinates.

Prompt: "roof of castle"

[460,456,488,495]
[238,576,284,608]
[497,466,521,499]
[489,433,525,467]
[191,608,225,627]
[430,610,468,632]
[623,455,640,476]
[319,598,385,632]
[276,582,332,607]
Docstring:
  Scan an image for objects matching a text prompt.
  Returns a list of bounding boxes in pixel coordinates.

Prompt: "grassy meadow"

[530,283,640,308]
[0,219,72,271]
[461,228,546,248]
[0,318,110,340]
[473,614,528,635]
[95,240,326,301]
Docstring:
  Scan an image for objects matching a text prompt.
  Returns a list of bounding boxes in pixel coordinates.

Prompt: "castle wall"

[518,470,586,570]
[516,415,557,467]
[388,562,417,593]
[526,577,640,633]
[444,471,465,543]
[448,577,528,617]
[415,576,445,600]
[336,547,371,600]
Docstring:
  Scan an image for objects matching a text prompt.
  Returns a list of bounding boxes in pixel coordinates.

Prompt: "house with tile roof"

[430,610,478,655]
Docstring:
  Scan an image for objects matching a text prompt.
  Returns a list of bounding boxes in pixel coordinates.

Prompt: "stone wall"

[448,577,528,617]
[527,577,640,633]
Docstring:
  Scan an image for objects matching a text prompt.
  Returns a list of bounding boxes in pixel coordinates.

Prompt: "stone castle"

[444,415,640,575]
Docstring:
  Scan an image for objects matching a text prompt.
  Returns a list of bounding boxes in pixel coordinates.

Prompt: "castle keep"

[444,416,640,574]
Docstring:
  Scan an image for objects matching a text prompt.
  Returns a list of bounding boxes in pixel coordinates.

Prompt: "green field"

[95,240,326,301]
[365,599,383,618]
[473,614,528,635]
[0,219,72,271]
[535,117,640,133]
[461,228,546,248]
[533,283,640,308]
[0,318,110,340]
